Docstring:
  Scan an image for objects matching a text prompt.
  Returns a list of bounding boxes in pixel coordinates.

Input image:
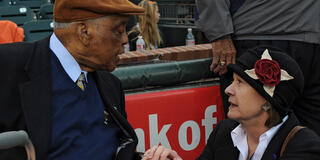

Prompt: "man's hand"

[210,37,236,75]
[142,146,182,160]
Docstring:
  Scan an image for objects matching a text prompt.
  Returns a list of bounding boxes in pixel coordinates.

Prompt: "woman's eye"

[233,79,242,85]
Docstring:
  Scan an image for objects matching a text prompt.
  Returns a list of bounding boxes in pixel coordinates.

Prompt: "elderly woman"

[142,46,320,160]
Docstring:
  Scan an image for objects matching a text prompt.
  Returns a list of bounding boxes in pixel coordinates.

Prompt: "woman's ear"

[76,22,90,46]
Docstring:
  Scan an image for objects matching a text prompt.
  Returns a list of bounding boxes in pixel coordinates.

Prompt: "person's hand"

[142,146,182,160]
[210,37,236,75]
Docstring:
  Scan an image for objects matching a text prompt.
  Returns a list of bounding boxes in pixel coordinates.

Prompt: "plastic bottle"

[124,43,130,52]
[136,36,145,51]
[186,28,195,46]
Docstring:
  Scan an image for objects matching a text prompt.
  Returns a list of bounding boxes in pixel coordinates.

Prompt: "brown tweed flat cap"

[54,0,145,22]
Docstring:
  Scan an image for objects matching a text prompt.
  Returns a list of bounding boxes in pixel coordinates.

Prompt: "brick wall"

[119,43,212,64]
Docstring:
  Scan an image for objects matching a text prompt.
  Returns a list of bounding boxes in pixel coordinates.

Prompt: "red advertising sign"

[125,85,225,160]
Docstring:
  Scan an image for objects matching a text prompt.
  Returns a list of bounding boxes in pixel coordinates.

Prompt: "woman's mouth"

[228,101,238,108]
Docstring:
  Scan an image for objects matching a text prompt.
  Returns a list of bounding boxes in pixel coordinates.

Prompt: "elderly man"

[0,0,144,159]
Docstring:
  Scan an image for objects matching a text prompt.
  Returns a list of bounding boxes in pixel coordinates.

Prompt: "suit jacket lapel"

[19,37,52,160]
[93,72,138,159]
[93,72,136,138]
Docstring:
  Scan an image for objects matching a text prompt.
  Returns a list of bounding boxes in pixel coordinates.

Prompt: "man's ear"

[76,22,90,46]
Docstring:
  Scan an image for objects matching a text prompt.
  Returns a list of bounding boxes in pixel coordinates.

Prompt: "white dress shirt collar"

[49,33,88,82]
[231,115,288,160]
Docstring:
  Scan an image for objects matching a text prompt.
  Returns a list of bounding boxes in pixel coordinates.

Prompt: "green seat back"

[39,3,52,19]
[0,5,35,26]
[12,0,41,10]
[41,0,52,4]
[0,0,13,6]
[23,19,53,42]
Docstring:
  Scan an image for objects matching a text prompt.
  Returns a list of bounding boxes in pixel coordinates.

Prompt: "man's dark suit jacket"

[197,112,320,160]
[0,37,139,160]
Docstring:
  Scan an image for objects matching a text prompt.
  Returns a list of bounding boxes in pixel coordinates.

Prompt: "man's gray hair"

[53,16,108,29]
[53,21,74,29]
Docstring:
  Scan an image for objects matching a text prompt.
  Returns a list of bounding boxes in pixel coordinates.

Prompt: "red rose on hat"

[254,59,281,86]
[245,49,294,97]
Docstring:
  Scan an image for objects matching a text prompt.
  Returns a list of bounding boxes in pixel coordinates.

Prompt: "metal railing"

[158,2,196,26]
[0,130,36,160]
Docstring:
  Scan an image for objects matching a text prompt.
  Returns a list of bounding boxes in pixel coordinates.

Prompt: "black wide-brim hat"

[227,46,304,117]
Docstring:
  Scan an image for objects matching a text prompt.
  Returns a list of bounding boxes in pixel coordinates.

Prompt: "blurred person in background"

[128,0,162,51]
[196,0,320,136]
[0,20,24,44]
[141,47,320,160]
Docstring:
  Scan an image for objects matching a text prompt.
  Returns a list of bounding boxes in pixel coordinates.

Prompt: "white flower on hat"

[244,49,294,97]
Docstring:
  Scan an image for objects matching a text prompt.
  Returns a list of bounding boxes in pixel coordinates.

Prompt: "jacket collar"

[93,72,138,160]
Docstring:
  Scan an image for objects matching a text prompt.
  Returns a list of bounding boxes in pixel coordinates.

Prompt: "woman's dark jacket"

[197,112,320,160]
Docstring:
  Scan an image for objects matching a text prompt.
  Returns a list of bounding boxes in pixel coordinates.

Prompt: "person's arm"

[196,0,233,41]
[196,0,236,75]
[128,31,138,51]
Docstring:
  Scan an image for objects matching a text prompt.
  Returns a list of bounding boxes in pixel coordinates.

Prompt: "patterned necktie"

[76,72,86,91]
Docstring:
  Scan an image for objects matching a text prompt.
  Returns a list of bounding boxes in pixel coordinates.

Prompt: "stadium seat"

[23,19,53,42]
[11,0,41,10]
[0,0,13,6]
[41,0,52,4]
[39,3,52,19]
[0,5,36,26]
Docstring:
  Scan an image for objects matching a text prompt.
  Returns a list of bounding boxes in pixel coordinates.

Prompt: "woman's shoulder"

[290,127,320,145]
[281,127,320,159]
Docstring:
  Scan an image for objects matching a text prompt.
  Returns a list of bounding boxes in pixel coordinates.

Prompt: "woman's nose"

[225,84,233,96]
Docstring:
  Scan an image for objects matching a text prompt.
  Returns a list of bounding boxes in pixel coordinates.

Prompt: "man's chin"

[106,63,117,72]
[107,67,116,72]
[92,66,115,72]
[80,64,114,72]
[82,60,117,72]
